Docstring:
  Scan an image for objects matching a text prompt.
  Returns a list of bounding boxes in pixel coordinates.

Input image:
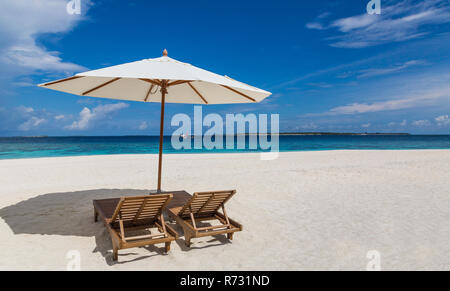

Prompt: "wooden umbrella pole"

[157,80,168,193]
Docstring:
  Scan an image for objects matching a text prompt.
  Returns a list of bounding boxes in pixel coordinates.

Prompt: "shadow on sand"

[0,189,230,265]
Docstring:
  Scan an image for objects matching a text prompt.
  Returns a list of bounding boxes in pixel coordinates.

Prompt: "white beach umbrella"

[39,49,272,192]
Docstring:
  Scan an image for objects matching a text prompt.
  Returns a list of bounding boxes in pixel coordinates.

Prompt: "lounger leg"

[112,245,118,261]
[185,233,191,247]
[227,233,234,240]
[165,242,171,253]
[111,239,119,261]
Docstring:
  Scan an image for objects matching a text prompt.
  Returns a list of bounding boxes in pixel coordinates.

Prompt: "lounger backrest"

[178,190,236,217]
[110,194,172,224]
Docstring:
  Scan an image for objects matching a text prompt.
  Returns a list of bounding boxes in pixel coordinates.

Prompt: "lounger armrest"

[162,221,179,239]
[216,212,243,231]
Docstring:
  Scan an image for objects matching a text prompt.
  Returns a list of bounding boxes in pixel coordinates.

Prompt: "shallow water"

[0,135,449,159]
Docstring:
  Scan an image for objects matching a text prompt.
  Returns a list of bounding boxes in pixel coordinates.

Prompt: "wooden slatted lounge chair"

[93,194,177,261]
[166,190,243,247]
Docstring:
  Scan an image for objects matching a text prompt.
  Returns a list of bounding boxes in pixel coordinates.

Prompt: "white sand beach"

[0,150,449,270]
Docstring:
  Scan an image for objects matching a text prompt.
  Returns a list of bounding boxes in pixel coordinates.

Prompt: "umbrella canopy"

[39,49,272,191]
[39,49,271,104]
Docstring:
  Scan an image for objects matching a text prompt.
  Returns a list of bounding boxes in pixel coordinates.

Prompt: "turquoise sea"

[0,135,449,159]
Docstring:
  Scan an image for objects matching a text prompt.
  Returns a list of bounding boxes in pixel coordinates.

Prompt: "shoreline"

[1,148,450,161]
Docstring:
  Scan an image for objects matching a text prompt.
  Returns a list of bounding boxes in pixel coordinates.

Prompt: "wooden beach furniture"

[93,194,177,261]
[166,190,243,247]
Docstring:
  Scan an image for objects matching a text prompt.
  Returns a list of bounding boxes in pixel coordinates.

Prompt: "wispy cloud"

[19,116,47,131]
[309,86,450,116]
[332,13,378,32]
[306,82,333,88]
[66,103,129,130]
[389,119,408,127]
[271,30,449,90]
[12,80,34,87]
[270,59,368,89]
[17,105,34,114]
[306,0,450,48]
[299,122,319,130]
[412,119,431,126]
[14,106,49,131]
[306,11,331,30]
[3,46,85,72]
[306,22,325,30]
[269,44,407,89]
[357,60,424,78]
[435,114,450,126]
[138,121,148,130]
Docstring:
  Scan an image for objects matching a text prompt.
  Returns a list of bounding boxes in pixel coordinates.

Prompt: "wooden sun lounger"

[166,190,243,247]
[93,194,178,261]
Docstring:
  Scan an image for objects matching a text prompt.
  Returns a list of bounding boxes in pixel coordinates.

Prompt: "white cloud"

[17,105,34,113]
[54,114,65,120]
[332,14,378,32]
[361,123,371,128]
[435,115,450,126]
[67,107,92,130]
[388,120,407,127]
[138,121,148,130]
[299,122,318,130]
[0,0,90,78]
[307,0,450,48]
[313,86,450,116]
[66,102,129,130]
[305,11,331,30]
[3,46,85,72]
[18,116,47,131]
[306,22,325,30]
[307,82,333,88]
[317,12,331,19]
[269,47,403,89]
[357,60,424,78]
[412,119,431,126]
[12,81,34,87]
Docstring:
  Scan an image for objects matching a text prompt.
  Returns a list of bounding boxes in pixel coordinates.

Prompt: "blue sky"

[0,0,450,136]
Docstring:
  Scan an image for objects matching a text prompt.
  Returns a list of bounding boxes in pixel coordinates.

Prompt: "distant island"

[280,132,410,136]
[246,132,411,136]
